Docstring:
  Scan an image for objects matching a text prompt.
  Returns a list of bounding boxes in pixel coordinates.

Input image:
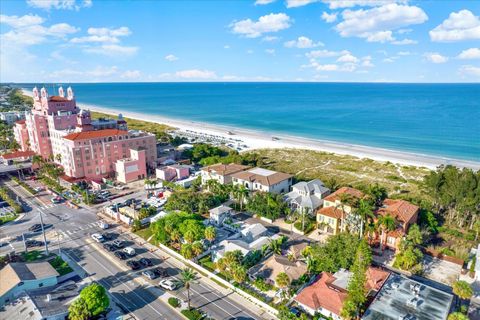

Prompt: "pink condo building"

[13,86,157,182]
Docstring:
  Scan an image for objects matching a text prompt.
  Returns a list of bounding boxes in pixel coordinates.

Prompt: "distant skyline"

[1,0,479,83]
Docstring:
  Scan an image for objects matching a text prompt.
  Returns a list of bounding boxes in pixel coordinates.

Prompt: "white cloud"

[430,10,480,42]
[286,0,318,8]
[84,44,138,57]
[262,35,279,42]
[175,69,217,79]
[71,26,131,43]
[391,38,417,45]
[457,48,480,60]
[321,12,338,23]
[397,51,411,56]
[397,28,412,34]
[230,13,292,38]
[361,56,374,67]
[121,70,141,79]
[165,54,179,61]
[284,36,323,48]
[424,52,448,64]
[336,53,359,63]
[224,45,230,49]
[0,14,44,28]
[27,0,92,10]
[265,48,275,55]
[255,0,276,4]
[322,0,402,9]
[313,63,339,71]
[306,49,349,59]
[247,49,254,54]
[335,4,428,43]
[383,57,395,63]
[459,65,480,77]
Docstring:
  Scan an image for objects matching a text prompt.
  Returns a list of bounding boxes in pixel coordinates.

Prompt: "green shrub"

[168,297,180,308]
[181,309,203,320]
[253,277,274,292]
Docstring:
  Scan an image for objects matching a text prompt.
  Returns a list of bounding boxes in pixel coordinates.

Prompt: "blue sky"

[1,0,479,82]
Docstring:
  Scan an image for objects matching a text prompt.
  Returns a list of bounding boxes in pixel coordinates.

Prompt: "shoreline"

[85,104,480,170]
[21,89,480,170]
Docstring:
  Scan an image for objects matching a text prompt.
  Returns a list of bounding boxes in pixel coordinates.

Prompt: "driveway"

[422,254,462,285]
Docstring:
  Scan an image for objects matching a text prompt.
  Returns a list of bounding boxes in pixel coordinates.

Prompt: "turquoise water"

[17,83,480,161]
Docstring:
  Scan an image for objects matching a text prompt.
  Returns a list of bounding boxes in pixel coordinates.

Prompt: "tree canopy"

[76,283,109,318]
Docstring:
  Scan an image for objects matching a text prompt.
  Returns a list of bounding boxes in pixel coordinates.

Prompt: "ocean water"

[17,83,480,161]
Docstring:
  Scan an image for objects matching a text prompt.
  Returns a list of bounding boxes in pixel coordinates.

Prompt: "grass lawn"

[21,250,48,262]
[134,227,157,245]
[48,256,73,276]
[0,214,17,225]
[198,256,215,271]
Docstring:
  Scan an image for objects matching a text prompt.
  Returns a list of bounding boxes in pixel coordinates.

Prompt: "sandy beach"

[84,104,480,170]
[20,89,480,170]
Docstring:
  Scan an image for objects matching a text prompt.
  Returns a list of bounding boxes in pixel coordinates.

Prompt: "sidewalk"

[98,212,275,320]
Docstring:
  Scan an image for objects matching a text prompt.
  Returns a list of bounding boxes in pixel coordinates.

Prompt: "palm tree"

[184,230,195,244]
[268,238,282,255]
[376,214,396,251]
[276,272,291,297]
[452,280,473,300]
[238,185,249,211]
[55,153,62,163]
[231,265,247,283]
[204,226,216,243]
[356,199,374,237]
[180,268,197,310]
[192,241,204,257]
[170,229,181,245]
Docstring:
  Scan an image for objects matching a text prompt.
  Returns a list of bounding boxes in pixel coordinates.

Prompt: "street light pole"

[39,210,49,255]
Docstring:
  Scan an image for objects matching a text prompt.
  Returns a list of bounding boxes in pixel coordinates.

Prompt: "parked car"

[139,257,152,267]
[103,243,116,252]
[158,278,178,291]
[152,267,168,278]
[28,224,42,232]
[102,232,115,241]
[289,307,301,317]
[123,247,136,256]
[114,251,127,260]
[126,260,141,270]
[98,221,109,229]
[33,186,43,192]
[25,240,43,248]
[91,233,105,243]
[51,196,63,204]
[142,269,158,280]
[112,239,124,248]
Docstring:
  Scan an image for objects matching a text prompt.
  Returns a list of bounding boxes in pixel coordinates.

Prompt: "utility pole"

[22,233,27,252]
[39,210,49,255]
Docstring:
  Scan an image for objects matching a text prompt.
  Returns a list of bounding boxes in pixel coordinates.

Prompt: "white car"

[158,278,178,291]
[91,233,105,243]
[98,221,109,230]
[123,247,136,256]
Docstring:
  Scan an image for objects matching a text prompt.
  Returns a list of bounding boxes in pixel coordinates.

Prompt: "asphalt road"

[0,178,270,320]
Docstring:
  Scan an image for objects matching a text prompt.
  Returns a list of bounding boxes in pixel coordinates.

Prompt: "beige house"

[201,163,251,185]
[248,254,307,287]
[316,187,364,235]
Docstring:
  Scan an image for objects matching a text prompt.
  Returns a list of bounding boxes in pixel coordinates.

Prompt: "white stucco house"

[284,179,330,215]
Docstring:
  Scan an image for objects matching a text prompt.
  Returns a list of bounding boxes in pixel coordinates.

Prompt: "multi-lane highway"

[0,178,272,320]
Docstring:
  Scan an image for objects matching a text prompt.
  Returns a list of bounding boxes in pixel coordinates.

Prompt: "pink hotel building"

[13,87,157,183]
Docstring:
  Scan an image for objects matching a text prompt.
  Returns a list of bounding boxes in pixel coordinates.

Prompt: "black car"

[152,267,168,278]
[28,224,42,232]
[25,240,43,248]
[102,233,115,241]
[142,270,158,280]
[126,260,141,270]
[139,257,152,267]
[289,307,302,317]
[114,251,127,260]
[103,243,116,252]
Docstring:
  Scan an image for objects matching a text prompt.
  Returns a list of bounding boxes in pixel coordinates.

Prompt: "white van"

[123,247,136,256]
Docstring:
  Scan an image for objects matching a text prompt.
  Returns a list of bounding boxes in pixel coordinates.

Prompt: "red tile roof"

[323,187,364,203]
[295,272,346,315]
[15,120,26,125]
[1,150,35,160]
[63,129,128,141]
[377,199,419,224]
[295,267,390,315]
[49,96,70,102]
[317,206,344,219]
